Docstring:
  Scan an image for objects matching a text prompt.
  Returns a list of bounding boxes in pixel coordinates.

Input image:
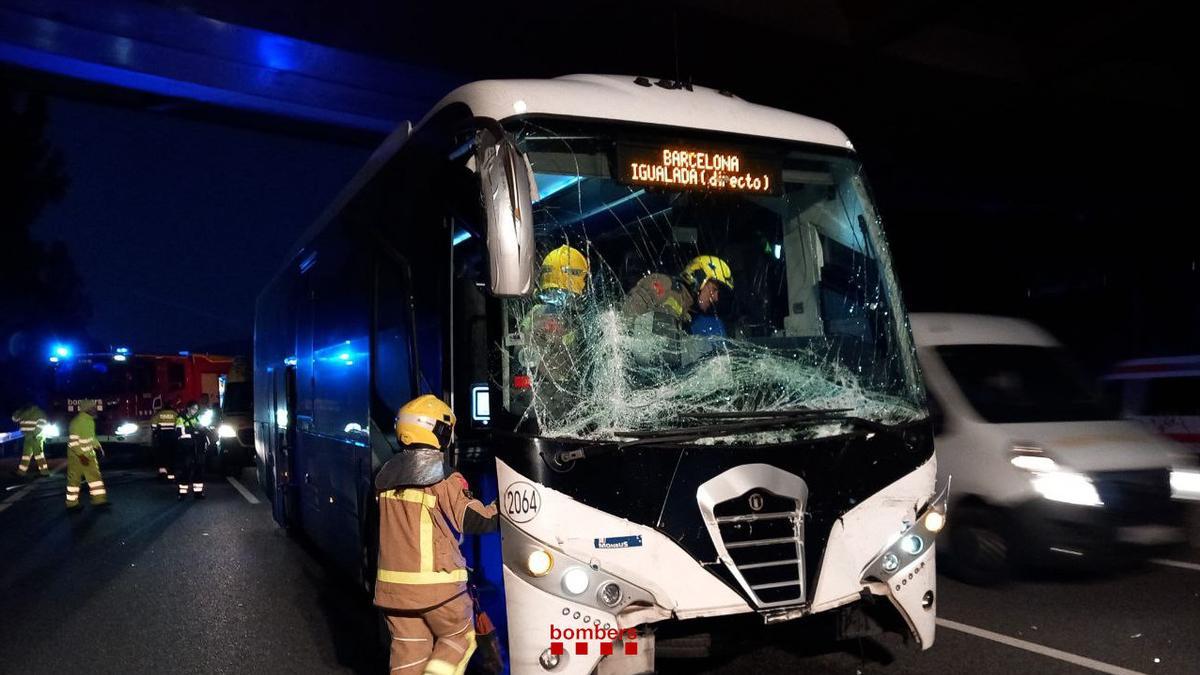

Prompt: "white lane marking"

[1150,558,1200,572]
[226,476,261,504]
[0,466,63,514]
[937,618,1147,675]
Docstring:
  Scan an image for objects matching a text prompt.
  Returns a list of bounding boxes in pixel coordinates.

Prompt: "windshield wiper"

[611,408,911,446]
[553,409,922,465]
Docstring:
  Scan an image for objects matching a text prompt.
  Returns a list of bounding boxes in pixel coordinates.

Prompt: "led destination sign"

[619,143,781,195]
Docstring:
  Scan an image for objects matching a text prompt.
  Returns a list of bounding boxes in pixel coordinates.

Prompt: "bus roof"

[422,74,854,150]
[267,75,855,293]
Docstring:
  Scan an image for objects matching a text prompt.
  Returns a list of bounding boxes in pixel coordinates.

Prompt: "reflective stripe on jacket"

[13,406,48,432]
[67,412,98,454]
[374,472,497,611]
[151,409,180,430]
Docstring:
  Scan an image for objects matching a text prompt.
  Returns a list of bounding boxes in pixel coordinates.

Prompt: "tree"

[0,86,89,409]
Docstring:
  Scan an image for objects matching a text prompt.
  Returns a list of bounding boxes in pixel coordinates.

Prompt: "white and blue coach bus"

[254,74,945,674]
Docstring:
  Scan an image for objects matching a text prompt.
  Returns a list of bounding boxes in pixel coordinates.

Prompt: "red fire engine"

[45,350,234,443]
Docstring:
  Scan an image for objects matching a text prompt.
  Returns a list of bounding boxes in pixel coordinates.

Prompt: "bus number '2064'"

[503,482,541,523]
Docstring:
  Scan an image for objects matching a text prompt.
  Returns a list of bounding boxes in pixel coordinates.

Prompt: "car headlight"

[1030,471,1103,507]
[1170,469,1200,501]
[1010,445,1102,507]
[218,424,237,439]
[42,423,60,439]
[116,422,139,436]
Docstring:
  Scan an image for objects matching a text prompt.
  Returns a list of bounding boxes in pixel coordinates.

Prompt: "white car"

[911,313,1192,583]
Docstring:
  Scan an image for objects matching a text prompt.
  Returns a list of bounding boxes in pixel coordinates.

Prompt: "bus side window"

[372,255,416,430]
[452,233,490,430]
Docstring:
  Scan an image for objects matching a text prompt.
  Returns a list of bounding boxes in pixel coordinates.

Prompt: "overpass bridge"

[0,0,458,133]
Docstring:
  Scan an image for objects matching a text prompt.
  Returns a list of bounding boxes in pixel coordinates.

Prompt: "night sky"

[31,97,368,353]
[12,0,1198,369]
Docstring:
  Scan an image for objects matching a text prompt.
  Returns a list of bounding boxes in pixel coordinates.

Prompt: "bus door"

[450,225,507,642]
[271,363,299,528]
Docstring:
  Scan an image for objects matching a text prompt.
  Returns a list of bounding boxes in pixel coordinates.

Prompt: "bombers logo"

[549,622,640,657]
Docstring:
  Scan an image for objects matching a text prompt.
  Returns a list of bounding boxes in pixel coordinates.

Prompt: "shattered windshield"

[496,119,924,442]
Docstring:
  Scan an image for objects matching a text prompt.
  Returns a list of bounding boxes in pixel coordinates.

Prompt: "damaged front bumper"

[859,484,949,649]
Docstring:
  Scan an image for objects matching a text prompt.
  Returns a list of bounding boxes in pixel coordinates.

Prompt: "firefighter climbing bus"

[253,74,945,673]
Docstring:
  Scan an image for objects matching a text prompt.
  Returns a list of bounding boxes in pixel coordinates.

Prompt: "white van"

[911,313,1193,583]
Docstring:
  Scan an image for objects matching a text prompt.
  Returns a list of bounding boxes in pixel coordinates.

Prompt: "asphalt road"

[1,448,1198,675]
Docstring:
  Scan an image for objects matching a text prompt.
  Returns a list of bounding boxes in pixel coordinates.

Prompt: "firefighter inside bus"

[519,245,591,421]
[621,252,735,368]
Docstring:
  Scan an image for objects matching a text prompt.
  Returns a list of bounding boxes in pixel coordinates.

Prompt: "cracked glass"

[494,119,925,443]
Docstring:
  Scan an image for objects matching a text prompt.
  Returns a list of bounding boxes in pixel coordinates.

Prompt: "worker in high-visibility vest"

[175,401,205,499]
[374,395,498,675]
[66,401,109,510]
[150,405,181,480]
[11,401,50,477]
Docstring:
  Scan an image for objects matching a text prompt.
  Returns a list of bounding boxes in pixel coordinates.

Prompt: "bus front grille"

[697,465,809,609]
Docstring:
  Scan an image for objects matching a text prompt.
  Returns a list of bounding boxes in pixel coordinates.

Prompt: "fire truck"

[45,349,234,444]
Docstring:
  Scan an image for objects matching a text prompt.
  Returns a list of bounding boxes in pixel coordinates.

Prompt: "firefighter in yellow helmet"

[537,244,589,300]
[622,254,733,327]
[521,245,590,421]
[374,395,497,675]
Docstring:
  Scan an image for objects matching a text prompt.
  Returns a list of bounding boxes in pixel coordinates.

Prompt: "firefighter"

[11,401,50,477]
[374,395,498,675]
[621,253,734,328]
[175,401,205,499]
[66,401,109,510]
[523,245,590,420]
[621,254,734,367]
[150,403,180,481]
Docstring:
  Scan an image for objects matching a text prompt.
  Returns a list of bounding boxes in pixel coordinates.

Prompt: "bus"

[253,74,944,673]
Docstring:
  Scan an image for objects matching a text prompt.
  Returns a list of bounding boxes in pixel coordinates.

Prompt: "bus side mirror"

[477,127,534,297]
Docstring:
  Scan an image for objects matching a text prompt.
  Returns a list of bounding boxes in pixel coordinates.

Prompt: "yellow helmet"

[683,255,734,291]
[396,395,456,449]
[539,245,589,295]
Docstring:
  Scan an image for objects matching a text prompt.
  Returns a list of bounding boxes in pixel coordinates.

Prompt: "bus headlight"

[562,567,590,595]
[116,422,139,436]
[924,511,945,533]
[526,549,553,577]
[900,534,924,556]
[218,424,237,439]
[597,581,622,607]
[42,424,60,439]
[863,483,948,583]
